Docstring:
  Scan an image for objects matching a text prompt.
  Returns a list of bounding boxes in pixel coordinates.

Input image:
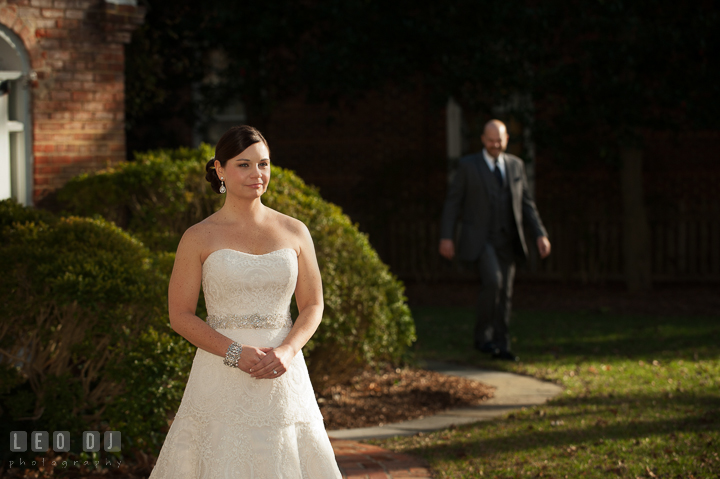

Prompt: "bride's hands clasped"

[248,344,295,379]
[235,345,271,373]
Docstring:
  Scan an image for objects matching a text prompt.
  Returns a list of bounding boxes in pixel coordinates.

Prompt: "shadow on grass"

[399,307,720,477]
[405,395,720,458]
[412,307,720,362]
[518,330,720,361]
[549,391,720,409]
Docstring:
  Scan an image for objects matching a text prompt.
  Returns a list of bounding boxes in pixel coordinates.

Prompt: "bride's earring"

[219,176,226,194]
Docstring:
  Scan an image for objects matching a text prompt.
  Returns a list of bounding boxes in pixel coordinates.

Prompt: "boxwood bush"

[0,200,195,459]
[57,145,415,385]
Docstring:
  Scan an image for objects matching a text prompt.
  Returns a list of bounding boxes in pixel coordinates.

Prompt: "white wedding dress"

[149,248,342,478]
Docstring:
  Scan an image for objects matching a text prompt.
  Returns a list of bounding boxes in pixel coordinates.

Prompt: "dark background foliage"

[127,1,719,152]
[124,1,720,292]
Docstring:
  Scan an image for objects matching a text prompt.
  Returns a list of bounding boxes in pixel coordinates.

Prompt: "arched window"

[0,25,32,206]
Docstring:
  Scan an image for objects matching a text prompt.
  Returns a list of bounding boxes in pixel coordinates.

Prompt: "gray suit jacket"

[440,152,548,263]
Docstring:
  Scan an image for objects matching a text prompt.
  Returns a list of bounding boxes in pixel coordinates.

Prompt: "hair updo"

[204,125,270,194]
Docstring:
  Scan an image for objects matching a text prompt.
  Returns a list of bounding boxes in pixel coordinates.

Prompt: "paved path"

[328,361,564,478]
[331,439,431,479]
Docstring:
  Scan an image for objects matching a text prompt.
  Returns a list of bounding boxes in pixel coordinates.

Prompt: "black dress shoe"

[492,350,519,361]
[474,341,498,354]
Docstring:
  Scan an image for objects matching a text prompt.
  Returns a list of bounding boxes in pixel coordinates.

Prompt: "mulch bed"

[317,366,495,430]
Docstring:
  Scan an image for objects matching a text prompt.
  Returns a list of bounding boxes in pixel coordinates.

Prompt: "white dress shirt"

[482,148,506,182]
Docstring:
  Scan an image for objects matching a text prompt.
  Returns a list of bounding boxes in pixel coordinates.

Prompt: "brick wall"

[259,85,447,226]
[270,89,720,282]
[0,0,143,204]
[533,130,720,219]
[516,130,720,282]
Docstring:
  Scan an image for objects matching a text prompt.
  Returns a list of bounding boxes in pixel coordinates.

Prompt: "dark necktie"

[493,159,503,186]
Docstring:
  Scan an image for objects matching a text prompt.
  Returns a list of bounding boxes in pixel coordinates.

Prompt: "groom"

[439,119,551,361]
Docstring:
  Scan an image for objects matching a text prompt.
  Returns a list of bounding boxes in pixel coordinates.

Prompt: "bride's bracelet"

[223,342,243,368]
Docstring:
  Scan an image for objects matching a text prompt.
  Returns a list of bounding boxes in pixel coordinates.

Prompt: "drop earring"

[219,177,226,194]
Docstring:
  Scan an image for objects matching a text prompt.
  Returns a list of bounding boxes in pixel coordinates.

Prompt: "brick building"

[253,94,720,284]
[0,0,143,206]
[259,86,448,219]
[532,130,720,283]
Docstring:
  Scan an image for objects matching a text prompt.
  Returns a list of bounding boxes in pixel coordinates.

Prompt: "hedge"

[0,200,195,459]
[57,144,416,384]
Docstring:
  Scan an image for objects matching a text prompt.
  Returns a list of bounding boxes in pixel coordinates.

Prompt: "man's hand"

[439,239,455,260]
[537,236,551,259]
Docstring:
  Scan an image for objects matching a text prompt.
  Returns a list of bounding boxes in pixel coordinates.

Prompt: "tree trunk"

[620,147,652,292]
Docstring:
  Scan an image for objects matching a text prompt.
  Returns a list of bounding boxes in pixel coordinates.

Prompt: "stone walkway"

[331,439,431,479]
[328,361,564,478]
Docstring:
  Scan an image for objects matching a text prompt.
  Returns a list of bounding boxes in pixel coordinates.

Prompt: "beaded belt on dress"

[206,312,293,330]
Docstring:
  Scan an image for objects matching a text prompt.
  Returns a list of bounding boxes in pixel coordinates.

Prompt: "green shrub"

[57,144,220,252]
[57,145,416,385]
[0,195,55,229]
[0,200,195,457]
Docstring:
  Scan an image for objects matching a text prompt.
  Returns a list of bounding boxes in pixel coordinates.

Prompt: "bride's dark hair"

[205,125,270,194]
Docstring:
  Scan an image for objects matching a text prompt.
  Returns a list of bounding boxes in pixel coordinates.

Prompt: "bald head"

[481,119,509,158]
[483,119,507,136]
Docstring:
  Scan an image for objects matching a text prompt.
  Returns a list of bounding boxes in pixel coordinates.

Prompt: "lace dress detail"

[149,248,342,478]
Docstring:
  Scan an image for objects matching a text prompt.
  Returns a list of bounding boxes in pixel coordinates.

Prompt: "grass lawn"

[375,306,720,478]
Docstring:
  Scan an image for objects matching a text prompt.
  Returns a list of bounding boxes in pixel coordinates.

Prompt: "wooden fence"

[375,217,720,283]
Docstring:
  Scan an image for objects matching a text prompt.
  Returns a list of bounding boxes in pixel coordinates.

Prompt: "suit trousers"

[464,242,516,352]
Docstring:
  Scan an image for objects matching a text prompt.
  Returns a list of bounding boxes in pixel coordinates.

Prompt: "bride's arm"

[249,222,323,379]
[168,226,267,372]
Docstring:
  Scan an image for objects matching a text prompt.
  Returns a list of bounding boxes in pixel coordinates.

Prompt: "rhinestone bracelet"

[223,341,243,368]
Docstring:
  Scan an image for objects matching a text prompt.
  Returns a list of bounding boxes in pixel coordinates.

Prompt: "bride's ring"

[273,369,278,375]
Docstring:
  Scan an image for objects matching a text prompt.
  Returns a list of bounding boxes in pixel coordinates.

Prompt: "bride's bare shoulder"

[178,215,221,251]
[267,208,308,236]
[265,209,316,262]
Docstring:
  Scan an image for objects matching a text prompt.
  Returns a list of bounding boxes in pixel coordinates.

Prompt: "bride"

[148,125,342,478]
